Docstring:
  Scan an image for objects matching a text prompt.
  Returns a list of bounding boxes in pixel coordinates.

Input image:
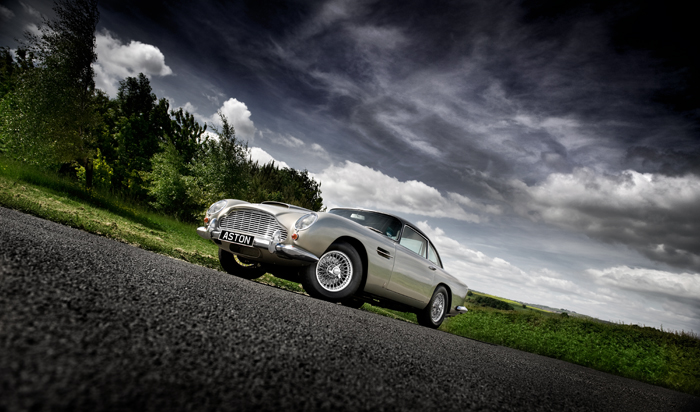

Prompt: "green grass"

[441,305,700,396]
[0,159,220,269]
[2,158,699,397]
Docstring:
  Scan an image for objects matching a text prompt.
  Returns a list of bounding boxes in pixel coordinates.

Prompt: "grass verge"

[1,158,698,396]
[441,305,700,395]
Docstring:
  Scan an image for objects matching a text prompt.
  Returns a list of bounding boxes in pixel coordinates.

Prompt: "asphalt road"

[1,206,698,412]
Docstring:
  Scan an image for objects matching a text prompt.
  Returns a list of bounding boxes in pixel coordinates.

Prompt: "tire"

[417,286,449,328]
[300,242,363,301]
[218,249,266,280]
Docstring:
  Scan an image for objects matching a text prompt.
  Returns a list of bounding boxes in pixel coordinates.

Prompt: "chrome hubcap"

[431,293,445,323]
[316,251,353,292]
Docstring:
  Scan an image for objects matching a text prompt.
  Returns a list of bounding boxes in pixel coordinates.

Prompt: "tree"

[170,107,207,164]
[144,139,200,221]
[188,111,249,210]
[11,0,101,184]
[117,73,156,118]
[0,48,35,155]
[111,74,166,196]
[247,162,323,211]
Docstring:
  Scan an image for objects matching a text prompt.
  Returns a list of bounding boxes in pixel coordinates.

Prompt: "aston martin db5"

[197,199,468,328]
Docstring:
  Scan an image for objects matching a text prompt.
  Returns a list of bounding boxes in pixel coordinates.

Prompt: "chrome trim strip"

[274,244,319,262]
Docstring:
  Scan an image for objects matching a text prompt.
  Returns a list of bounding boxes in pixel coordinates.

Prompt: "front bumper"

[197,226,319,263]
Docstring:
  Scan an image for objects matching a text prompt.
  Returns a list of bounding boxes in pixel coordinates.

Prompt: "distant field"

[1,159,698,396]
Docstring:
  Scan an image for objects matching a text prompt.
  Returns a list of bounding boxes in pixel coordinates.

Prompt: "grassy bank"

[441,307,700,395]
[1,159,698,396]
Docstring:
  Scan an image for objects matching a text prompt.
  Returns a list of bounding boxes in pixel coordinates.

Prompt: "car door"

[386,225,435,304]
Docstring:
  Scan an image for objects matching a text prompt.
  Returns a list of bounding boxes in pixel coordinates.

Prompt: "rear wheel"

[301,242,363,301]
[417,286,448,328]
[218,249,266,280]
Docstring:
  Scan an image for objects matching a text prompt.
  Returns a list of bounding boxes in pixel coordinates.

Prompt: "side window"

[428,243,441,267]
[399,226,427,258]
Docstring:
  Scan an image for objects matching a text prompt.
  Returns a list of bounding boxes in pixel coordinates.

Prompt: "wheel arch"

[330,236,369,292]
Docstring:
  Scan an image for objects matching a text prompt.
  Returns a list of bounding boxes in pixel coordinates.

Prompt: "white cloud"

[20,1,40,18]
[25,23,41,37]
[513,168,700,271]
[93,30,172,97]
[415,221,526,280]
[277,134,305,148]
[416,221,699,332]
[249,147,289,169]
[312,161,481,222]
[209,98,257,141]
[0,5,14,20]
[588,266,700,301]
[349,25,406,50]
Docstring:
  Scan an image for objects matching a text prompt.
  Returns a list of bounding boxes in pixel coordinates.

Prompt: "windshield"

[329,209,403,241]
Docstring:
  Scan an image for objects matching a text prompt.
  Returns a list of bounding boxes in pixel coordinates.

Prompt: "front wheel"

[300,242,363,301]
[218,249,266,280]
[417,286,449,328]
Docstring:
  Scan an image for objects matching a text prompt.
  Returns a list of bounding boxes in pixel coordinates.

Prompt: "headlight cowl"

[207,200,227,215]
[295,213,318,231]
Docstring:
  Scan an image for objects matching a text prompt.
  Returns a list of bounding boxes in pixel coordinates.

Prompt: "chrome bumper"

[196,226,319,263]
[445,305,469,318]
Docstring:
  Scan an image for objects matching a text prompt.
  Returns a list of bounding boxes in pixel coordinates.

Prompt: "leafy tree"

[7,0,101,184]
[117,73,156,118]
[75,148,112,190]
[144,140,199,221]
[110,74,170,197]
[0,49,31,154]
[0,48,33,98]
[170,107,207,164]
[187,111,249,210]
[247,162,323,211]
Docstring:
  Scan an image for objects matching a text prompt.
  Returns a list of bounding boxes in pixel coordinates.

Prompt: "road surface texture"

[1,206,698,411]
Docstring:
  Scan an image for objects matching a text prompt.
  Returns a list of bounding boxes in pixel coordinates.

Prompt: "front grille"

[219,210,288,241]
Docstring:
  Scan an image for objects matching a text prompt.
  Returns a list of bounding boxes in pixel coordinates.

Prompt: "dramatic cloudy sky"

[2,0,699,332]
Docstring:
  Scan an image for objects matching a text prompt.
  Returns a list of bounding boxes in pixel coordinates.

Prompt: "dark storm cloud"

[513,168,700,272]
[75,1,697,186]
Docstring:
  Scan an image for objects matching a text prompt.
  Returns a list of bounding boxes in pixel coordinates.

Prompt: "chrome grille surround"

[219,209,288,241]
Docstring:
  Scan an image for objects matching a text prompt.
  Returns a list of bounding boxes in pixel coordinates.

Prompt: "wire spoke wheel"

[315,250,353,292]
[417,285,448,328]
[430,292,446,323]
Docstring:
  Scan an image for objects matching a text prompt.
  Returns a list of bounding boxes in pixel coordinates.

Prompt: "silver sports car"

[197,199,469,328]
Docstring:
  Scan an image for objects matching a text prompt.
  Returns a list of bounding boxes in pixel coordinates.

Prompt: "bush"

[471,295,513,311]
[143,141,200,221]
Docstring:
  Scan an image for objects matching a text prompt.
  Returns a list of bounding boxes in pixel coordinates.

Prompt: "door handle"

[428,265,436,271]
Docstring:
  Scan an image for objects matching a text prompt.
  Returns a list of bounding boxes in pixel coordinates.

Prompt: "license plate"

[218,231,255,246]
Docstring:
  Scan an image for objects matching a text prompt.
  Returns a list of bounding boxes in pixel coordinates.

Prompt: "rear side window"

[428,243,441,267]
[399,226,427,258]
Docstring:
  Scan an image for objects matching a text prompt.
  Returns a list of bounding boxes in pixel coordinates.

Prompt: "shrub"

[471,295,513,311]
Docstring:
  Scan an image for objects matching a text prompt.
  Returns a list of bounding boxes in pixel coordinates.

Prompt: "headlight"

[294,213,318,231]
[207,200,227,215]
